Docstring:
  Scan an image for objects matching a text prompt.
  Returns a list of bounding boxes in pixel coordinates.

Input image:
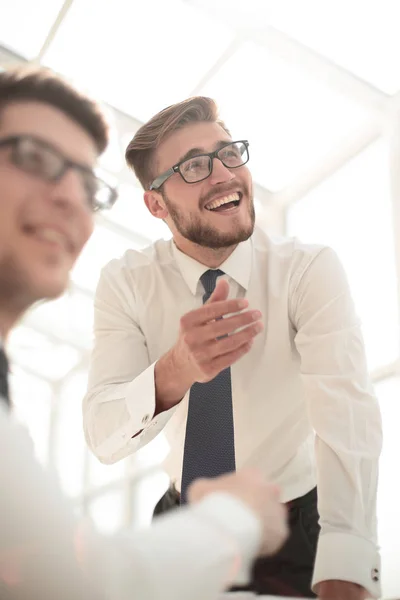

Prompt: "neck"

[173,238,237,268]
[0,309,20,340]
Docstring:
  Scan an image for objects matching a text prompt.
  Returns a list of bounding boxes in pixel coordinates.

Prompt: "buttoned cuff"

[95,363,177,462]
[312,532,381,598]
[124,361,157,426]
[125,362,178,440]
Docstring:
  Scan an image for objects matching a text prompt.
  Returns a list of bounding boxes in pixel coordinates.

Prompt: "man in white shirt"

[84,97,383,599]
[0,67,288,600]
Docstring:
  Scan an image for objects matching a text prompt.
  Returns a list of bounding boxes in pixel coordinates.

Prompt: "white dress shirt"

[83,226,382,597]
[0,404,264,600]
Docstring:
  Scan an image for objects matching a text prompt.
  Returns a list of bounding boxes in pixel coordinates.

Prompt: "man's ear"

[144,190,169,220]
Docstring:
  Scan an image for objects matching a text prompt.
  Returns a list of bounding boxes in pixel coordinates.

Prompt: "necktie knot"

[200,269,224,302]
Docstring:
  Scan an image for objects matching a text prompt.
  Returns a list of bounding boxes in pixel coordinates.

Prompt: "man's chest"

[135,275,299,392]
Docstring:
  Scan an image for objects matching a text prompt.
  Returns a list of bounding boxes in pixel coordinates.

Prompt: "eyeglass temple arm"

[150,166,176,191]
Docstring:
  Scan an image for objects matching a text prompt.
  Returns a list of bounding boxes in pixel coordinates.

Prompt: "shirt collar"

[171,237,252,295]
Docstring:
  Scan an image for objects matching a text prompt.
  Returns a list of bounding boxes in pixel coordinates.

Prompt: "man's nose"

[48,168,89,215]
[208,157,235,185]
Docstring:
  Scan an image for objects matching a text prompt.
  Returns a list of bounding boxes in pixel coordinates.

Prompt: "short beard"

[161,188,255,250]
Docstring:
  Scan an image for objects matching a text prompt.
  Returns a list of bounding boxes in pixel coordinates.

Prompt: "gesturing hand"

[171,278,263,385]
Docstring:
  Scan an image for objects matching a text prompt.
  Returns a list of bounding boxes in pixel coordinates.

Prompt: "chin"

[232,222,254,241]
[31,273,69,302]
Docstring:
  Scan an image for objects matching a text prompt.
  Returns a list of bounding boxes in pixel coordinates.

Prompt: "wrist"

[155,348,193,412]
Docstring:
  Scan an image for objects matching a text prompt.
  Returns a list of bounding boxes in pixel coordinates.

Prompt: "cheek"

[76,214,94,257]
[236,164,251,184]
[0,182,22,240]
[166,178,202,206]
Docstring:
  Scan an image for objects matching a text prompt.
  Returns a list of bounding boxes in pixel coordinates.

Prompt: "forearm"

[312,433,381,598]
[154,348,194,414]
[292,246,382,597]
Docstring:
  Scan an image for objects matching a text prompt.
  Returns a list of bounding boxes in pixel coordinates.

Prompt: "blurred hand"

[188,469,288,556]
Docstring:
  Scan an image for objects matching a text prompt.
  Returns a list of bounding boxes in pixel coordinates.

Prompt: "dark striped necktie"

[181,269,236,503]
[0,347,10,408]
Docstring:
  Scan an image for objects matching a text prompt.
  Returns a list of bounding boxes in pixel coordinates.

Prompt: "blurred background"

[1,0,400,596]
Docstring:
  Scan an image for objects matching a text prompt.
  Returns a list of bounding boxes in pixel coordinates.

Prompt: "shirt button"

[371,568,379,582]
[142,414,150,425]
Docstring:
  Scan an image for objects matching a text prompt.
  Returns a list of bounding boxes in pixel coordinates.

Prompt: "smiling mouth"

[22,225,74,254]
[205,192,242,212]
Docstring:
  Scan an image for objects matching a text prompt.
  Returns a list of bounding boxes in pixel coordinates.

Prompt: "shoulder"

[97,238,175,293]
[102,238,174,279]
[252,226,332,273]
[94,238,175,309]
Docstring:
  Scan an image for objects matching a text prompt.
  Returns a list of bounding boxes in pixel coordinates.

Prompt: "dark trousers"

[153,486,319,598]
[232,487,320,597]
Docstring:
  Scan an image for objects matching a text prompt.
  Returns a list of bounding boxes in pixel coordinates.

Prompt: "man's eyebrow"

[176,140,232,165]
[176,147,204,164]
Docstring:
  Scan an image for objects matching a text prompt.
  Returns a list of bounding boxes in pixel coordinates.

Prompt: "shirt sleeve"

[88,494,262,600]
[289,246,382,598]
[83,262,177,465]
[0,409,262,600]
[0,409,98,600]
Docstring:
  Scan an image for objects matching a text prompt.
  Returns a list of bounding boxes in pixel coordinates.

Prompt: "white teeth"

[205,192,240,211]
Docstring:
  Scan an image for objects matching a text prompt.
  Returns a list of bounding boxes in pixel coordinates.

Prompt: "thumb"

[207,278,230,303]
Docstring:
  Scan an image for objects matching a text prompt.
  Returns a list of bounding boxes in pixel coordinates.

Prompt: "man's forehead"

[0,101,97,164]
[156,121,232,167]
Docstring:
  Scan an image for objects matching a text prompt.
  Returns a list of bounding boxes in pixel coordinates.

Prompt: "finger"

[207,321,263,358]
[182,298,249,328]
[190,321,262,364]
[199,339,255,379]
[206,278,230,303]
[194,309,262,344]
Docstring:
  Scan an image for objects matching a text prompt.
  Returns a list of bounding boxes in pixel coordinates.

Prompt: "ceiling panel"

[188,0,400,94]
[0,0,65,59]
[201,41,377,191]
[43,0,234,121]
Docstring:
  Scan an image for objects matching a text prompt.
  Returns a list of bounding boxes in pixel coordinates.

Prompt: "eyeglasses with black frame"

[0,135,118,212]
[149,140,250,191]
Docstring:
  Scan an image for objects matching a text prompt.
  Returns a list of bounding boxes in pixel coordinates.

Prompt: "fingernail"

[252,310,262,320]
[238,299,248,309]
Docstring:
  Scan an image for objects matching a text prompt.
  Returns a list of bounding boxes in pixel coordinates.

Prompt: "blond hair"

[125,96,230,190]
